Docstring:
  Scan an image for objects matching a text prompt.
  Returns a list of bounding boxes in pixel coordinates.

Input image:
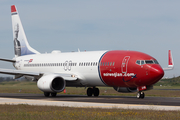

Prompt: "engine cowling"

[37,74,66,93]
[113,87,137,93]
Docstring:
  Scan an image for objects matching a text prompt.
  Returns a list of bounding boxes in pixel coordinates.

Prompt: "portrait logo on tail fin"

[14,23,21,56]
[11,5,40,57]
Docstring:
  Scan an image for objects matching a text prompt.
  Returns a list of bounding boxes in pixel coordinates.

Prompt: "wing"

[0,68,77,81]
[163,50,174,70]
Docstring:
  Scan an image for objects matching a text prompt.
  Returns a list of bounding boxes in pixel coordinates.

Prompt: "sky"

[0,1,180,78]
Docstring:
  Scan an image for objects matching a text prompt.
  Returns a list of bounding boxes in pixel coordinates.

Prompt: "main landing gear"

[44,92,57,97]
[87,87,99,97]
[137,91,145,99]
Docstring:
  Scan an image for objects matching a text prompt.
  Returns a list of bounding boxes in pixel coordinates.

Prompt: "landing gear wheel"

[44,92,50,97]
[87,88,93,97]
[137,91,145,99]
[51,92,57,97]
[137,92,141,99]
[93,88,99,97]
[141,92,145,99]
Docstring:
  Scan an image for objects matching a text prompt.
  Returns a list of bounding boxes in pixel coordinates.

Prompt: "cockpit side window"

[136,60,159,65]
[136,60,158,65]
[141,60,145,65]
[153,60,159,64]
[136,60,140,65]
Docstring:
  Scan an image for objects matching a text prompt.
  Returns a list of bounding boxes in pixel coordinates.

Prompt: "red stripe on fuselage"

[99,50,164,87]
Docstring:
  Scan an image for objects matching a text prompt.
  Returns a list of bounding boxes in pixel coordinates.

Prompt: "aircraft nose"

[149,65,164,84]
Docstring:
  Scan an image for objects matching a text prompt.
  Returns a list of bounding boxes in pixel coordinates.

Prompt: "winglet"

[163,50,174,70]
[168,50,173,68]
[11,5,17,13]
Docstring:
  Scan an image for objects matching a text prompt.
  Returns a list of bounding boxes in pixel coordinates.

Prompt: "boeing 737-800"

[0,5,174,99]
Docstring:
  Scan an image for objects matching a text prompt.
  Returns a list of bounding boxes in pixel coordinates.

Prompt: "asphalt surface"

[0,93,179,106]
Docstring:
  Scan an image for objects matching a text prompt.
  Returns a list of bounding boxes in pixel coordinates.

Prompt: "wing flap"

[0,58,16,63]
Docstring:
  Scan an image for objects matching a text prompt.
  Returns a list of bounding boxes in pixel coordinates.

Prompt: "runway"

[0,93,180,111]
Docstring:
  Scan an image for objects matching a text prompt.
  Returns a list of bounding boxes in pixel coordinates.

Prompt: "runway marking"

[0,97,180,111]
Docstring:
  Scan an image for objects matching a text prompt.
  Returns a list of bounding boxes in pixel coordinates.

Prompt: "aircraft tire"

[137,92,141,99]
[137,91,145,99]
[141,92,145,99]
[44,92,50,97]
[87,88,93,97]
[51,92,57,97]
[93,88,99,97]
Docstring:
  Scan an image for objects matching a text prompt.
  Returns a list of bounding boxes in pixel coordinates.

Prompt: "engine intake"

[37,74,66,93]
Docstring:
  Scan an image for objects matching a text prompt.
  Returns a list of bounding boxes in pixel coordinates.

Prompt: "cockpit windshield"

[145,60,154,64]
[136,60,159,65]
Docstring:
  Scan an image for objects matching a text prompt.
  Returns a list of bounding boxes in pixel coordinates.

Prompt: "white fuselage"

[14,50,107,86]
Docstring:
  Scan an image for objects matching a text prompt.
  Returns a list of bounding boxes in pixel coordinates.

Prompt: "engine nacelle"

[113,87,137,93]
[37,74,66,93]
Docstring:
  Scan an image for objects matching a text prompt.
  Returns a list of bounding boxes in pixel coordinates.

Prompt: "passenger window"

[110,62,112,66]
[136,60,140,65]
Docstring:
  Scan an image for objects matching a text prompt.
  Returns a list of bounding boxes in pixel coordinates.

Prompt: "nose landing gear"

[137,91,145,99]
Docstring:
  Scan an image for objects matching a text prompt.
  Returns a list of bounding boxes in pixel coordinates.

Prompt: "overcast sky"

[0,1,180,77]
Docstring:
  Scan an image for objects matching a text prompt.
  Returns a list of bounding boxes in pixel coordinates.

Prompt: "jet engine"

[37,74,66,93]
[113,87,137,93]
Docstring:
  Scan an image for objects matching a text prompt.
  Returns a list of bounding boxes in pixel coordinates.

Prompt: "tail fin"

[163,50,174,70]
[11,5,40,57]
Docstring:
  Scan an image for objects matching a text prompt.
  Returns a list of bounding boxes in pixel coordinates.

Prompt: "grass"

[0,81,40,94]
[155,76,180,86]
[0,81,180,97]
[0,104,179,120]
[0,81,180,119]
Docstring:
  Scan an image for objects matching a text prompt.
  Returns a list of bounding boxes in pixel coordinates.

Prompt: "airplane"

[0,5,174,99]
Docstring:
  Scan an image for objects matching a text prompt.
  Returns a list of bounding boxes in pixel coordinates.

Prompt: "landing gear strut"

[87,87,99,97]
[44,92,50,97]
[51,92,57,97]
[137,91,145,99]
[44,92,57,97]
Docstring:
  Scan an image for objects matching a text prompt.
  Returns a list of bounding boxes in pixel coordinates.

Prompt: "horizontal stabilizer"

[0,68,40,76]
[0,58,16,63]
